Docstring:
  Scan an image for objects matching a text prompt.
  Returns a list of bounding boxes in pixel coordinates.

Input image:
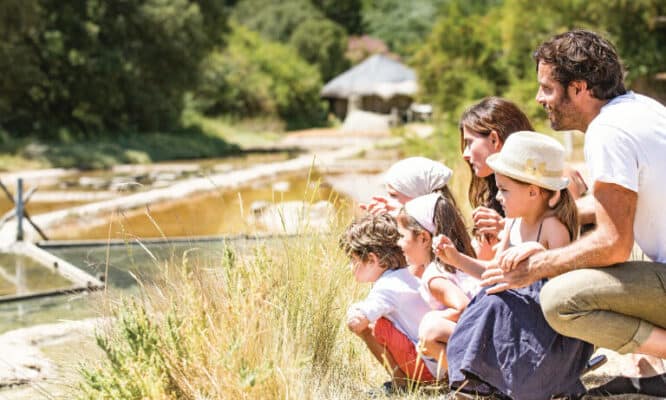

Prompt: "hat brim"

[486,153,569,191]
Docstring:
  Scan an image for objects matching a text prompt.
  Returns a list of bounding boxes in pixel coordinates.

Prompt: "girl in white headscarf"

[361,157,456,215]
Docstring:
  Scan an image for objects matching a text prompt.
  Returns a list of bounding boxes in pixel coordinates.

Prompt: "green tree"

[194,23,326,129]
[231,0,322,43]
[312,0,364,35]
[412,1,506,115]
[0,0,230,138]
[232,0,349,83]
[362,0,449,55]
[289,18,349,81]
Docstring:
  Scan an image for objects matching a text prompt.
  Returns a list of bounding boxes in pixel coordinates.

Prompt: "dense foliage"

[0,0,231,139]
[362,0,449,56]
[413,0,666,121]
[313,0,364,35]
[231,0,350,82]
[193,24,326,130]
[289,19,349,82]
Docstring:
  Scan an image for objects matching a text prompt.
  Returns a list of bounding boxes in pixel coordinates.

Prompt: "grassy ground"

[0,112,295,172]
[182,111,285,150]
[68,123,464,400]
[73,212,405,399]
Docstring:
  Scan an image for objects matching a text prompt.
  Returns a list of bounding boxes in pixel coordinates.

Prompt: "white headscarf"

[404,193,440,234]
[384,157,453,199]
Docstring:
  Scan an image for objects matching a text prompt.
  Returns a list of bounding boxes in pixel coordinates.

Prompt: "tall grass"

[73,133,468,399]
[74,215,418,398]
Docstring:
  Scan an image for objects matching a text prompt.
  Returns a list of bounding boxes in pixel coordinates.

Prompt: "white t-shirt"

[350,267,445,379]
[584,92,666,262]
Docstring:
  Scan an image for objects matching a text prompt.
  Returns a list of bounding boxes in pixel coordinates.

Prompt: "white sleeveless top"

[419,261,480,310]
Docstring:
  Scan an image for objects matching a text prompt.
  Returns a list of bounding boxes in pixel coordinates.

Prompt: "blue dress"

[446,280,594,400]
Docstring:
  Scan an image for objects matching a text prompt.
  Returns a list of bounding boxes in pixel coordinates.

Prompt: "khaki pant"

[540,261,666,353]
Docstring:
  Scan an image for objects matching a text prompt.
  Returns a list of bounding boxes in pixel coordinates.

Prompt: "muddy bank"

[0,318,104,389]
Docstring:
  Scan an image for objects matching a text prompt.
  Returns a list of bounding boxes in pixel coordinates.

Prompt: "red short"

[373,317,435,382]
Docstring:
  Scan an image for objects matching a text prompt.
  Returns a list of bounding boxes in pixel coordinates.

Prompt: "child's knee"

[418,327,442,360]
[347,320,370,336]
[418,312,450,345]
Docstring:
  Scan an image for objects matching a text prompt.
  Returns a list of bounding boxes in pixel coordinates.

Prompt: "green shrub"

[194,23,327,129]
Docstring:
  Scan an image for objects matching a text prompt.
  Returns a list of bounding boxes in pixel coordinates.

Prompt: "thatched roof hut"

[320,54,418,123]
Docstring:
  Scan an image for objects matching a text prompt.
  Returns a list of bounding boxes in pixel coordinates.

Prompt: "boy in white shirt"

[340,213,445,391]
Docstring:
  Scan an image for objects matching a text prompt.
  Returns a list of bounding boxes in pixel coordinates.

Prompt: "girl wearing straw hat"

[459,97,589,261]
[433,131,594,400]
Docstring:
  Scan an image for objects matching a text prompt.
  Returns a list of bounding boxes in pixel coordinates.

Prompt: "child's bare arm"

[428,277,470,322]
[434,218,513,278]
[433,235,487,278]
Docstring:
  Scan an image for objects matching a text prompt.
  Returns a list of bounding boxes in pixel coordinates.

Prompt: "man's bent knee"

[540,273,586,337]
[540,269,650,352]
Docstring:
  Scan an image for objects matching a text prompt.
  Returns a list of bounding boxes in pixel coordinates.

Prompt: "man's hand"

[480,256,542,294]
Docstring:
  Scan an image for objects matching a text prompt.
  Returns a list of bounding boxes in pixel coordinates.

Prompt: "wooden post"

[10,241,105,289]
[0,180,48,240]
[16,178,23,241]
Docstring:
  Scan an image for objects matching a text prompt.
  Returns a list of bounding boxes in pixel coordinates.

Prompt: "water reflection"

[48,172,346,240]
[0,236,298,334]
[0,253,73,297]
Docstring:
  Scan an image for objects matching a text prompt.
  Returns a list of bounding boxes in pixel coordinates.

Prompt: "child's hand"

[498,241,545,272]
[359,196,400,216]
[472,207,504,238]
[432,234,460,266]
[474,233,500,261]
[346,306,369,334]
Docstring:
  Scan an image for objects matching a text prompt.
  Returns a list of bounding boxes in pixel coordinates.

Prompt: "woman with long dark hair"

[444,98,594,399]
[459,97,533,259]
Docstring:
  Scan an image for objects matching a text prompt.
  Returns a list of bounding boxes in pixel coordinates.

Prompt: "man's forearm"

[532,182,637,278]
[530,229,625,278]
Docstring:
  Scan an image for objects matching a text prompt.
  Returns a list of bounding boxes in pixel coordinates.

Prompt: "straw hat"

[486,131,569,191]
